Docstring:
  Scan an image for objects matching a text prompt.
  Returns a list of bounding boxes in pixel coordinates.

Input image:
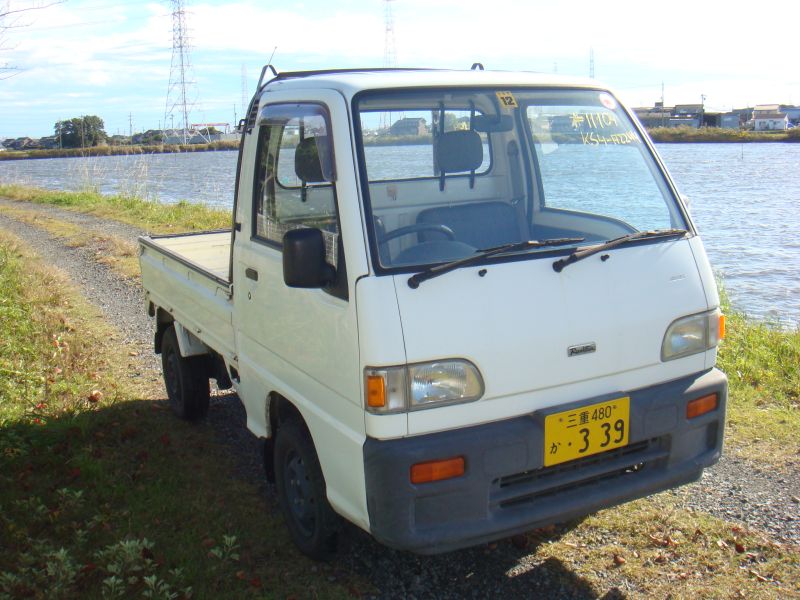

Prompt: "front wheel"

[160,326,210,421]
[274,419,339,559]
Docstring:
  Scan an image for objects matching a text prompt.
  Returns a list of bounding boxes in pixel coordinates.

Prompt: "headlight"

[661,308,725,361]
[365,360,484,413]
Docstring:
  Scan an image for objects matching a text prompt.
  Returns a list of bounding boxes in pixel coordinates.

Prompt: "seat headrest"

[295,136,332,183]
[435,130,483,173]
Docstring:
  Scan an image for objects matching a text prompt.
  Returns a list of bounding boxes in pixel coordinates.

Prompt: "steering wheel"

[379,223,456,245]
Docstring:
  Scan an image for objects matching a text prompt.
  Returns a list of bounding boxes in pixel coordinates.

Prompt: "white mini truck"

[139,67,728,558]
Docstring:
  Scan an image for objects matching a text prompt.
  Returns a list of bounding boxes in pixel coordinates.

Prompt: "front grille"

[492,436,670,509]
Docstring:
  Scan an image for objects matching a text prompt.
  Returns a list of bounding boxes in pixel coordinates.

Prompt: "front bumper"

[363,368,727,554]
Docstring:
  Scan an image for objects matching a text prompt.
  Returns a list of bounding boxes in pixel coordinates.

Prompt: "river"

[1,143,798,325]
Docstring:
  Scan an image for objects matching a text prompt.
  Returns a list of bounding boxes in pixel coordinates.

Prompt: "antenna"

[589,47,595,78]
[383,0,397,69]
[241,63,248,115]
[381,1,398,130]
[163,0,201,145]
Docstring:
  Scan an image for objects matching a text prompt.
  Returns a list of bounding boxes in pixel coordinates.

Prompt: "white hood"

[393,239,709,434]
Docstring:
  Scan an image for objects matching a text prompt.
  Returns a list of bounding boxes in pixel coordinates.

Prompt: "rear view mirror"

[283,228,336,288]
[472,114,514,133]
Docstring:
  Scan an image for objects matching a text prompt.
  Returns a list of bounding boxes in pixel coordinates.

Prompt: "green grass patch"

[717,296,800,464]
[0,184,230,234]
[0,232,361,599]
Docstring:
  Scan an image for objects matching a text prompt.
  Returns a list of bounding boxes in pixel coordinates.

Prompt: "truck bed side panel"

[139,233,235,360]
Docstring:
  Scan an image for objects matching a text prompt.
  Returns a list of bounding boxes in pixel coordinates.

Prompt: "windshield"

[355,87,688,271]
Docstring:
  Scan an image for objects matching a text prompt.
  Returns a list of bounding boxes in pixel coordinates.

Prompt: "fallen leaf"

[201,538,215,548]
[749,570,770,583]
[235,570,247,581]
[735,542,746,553]
[654,554,667,564]
[87,390,103,403]
[613,554,626,566]
[716,539,729,549]
[250,577,262,589]
[649,534,669,547]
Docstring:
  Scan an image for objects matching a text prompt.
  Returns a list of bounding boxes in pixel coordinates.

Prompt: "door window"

[252,103,339,266]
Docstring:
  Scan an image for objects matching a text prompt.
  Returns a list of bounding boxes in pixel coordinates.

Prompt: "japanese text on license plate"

[543,397,630,467]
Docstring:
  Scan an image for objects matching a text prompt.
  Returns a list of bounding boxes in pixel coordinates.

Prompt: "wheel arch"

[263,392,309,484]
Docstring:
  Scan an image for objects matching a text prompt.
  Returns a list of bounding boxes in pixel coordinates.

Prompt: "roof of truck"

[261,68,604,98]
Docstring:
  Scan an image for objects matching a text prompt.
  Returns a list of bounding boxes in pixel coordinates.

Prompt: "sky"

[1,0,799,140]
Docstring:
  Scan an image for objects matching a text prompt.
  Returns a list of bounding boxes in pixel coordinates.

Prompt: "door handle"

[245,267,258,281]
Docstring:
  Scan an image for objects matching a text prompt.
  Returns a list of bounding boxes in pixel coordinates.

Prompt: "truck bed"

[139,229,236,361]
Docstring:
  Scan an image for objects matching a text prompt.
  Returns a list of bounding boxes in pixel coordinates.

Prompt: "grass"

[0,184,230,234]
[0,231,362,599]
[717,296,800,465]
[535,494,800,598]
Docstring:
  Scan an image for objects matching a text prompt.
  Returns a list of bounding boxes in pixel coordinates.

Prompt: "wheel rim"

[164,347,180,410]
[284,449,316,538]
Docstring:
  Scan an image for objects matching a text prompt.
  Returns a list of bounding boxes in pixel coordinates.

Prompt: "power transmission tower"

[163,0,199,144]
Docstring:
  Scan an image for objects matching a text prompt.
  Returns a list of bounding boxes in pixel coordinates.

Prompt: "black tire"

[274,419,339,559]
[160,326,210,421]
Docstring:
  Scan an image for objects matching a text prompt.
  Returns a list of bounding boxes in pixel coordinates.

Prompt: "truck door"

[232,92,368,524]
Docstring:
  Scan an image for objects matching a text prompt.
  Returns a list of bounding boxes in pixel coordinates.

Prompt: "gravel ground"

[1,197,798,598]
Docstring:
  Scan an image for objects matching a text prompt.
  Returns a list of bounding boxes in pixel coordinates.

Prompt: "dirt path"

[1,197,798,598]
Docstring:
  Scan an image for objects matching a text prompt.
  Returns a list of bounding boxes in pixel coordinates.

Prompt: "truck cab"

[139,67,727,558]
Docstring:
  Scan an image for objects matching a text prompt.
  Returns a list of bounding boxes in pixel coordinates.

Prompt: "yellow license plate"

[543,397,630,467]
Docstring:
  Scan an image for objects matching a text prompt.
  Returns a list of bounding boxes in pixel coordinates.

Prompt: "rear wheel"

[160,326,210,421]
[274,419,338,559]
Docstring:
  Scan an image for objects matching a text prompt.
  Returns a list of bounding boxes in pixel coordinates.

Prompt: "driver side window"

[252,103,339,267]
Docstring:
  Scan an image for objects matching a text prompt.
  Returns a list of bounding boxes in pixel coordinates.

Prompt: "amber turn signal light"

[366,375,386,408]
[718,314,726,341]
[410,457,465,484]
[686,393,718,419]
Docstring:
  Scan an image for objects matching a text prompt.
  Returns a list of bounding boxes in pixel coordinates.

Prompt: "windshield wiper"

[407,237,584,289]
[552,229,688,273]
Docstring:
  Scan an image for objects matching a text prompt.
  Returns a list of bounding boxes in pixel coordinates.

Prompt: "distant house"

[633,104,672,128]
[754,112,788,131]
[780,105,800,125]
[389,118,428,136]
[720,113,742,129]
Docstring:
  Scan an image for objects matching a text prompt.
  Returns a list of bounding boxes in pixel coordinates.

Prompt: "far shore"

[1,126,798,161]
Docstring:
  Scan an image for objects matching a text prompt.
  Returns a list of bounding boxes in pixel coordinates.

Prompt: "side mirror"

[283,228,336,288]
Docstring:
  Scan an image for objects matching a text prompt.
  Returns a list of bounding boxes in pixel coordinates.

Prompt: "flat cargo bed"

[139,229,231,284]
[139,229,235,361]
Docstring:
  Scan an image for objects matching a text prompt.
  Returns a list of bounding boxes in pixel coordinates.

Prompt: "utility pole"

[129,112,133,138]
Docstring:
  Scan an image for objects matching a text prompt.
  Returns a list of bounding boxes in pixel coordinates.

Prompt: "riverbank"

[3,127,797,162]
[648,126,800,143]
[0,140,241,161]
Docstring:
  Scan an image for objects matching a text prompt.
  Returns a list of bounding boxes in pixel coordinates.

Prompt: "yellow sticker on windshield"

[496,91,518,109]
